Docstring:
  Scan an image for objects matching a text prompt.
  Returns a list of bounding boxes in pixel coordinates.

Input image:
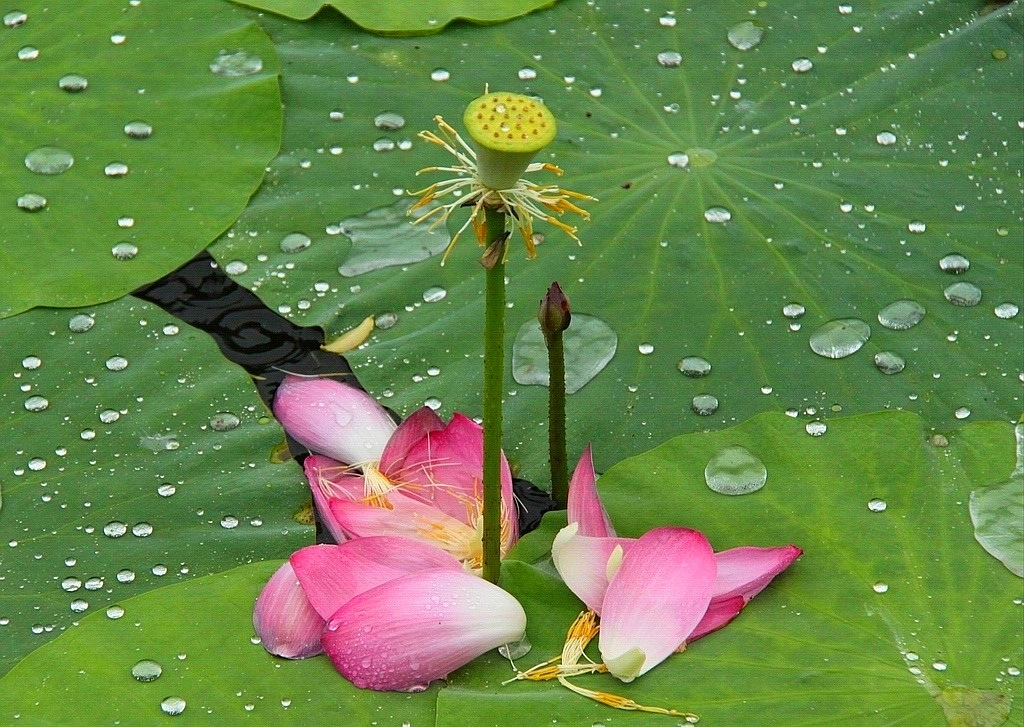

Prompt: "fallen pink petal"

[252,561,325,660]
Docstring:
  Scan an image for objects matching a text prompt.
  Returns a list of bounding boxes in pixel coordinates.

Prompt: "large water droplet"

[422,286,447,303]
[123,120,153,139]
[68,314,95,332]
[111,242,138,261]
[104,162,129,177]
[517,66,538,80]
[17,46,38,60]
[337,198,451,276]
[103,521,128,538]
[944,282,982,307]
[25,146,74,175]
[210,412,240,431]
[280,232,311,253]
[783,303,806,319]
[704,206,732,223]
[24,395,49,412]
[938,253,970,274]
[667,151,689,168]
[656,51,682,68]
[3,10,28,27]
[160,696,186,716]
[867,498,888,512]
[791,58,813,72]
[498,634,532,659]
[373,111,405,131]
[209,49,263,76]
[994,302,1019,319]
[677,356,711,377]
[877,300,925,330]
[875,131,897,146]
[430,68,450,82]
[58,73,88,92]
[874,351,905,375]
[705,445,767,495]
[809,319,871,358]
[727,21,764,50]
[16,193,47,212]
[691,394,720,416]
[512,314,617,394]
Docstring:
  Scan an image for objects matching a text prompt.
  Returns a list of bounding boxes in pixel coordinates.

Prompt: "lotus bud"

[538,281,571,339]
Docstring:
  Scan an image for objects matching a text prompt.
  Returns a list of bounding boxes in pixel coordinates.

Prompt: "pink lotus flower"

[253,535,527,691]
[272,375,519,567]
[552,446,802,681]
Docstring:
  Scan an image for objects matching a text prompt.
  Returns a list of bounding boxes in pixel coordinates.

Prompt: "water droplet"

[805,421,828,436]
[659,14,677,27]
[21,355,41,370]
[372,138,396,152]
[667,151,689,168]
[105,356,129,371]
[423,286,447,303]
[224,260,248,275]
[727,21,764,50]
[994,302,1019,319]
[938,253,970,274]
[106,605,125,619]
[704,206,732,223]
[943,282,982,307]
[783,303,806,319]
[99,409,121,423]
[907,220,927,234]
[875,131,897,146]
[80,428,96,440]
[677,356,711,377]
[117,215,134,228]
[809,319,871,358]
[104,162,129,177]
[373,111,405,130]
[430,68,450,82]
[58,73,88,92]
[160,696,186,716]
[25,146,74,175]
[117,568,137,583]
[517,66,538,80]
[656,51,682,68]
[691,394,720,416]
[954,406,971,420]
[375,312,398,330]
[638,343,654,355]
[867,498,888,512]
[132,522,153,537]
[705,445,767,495]
[110,32,126,45]
[877,300,925,330]
[104,521,128,538]
[68,314,95,332]
[280,232,311,253]
[838,4,853,14]
[157,483,176,497]
[874,351,906,375]
[70,599,89,612]
[17,45,38,60]
[61,577,82,592]
[3,10,28,27]
[498,634,532,659]
[152,564,168,576]
[791,58,813,72]
[209,49,263,76]
[872,582,889,594]
[932,661,947,671]
[512,314,617,394]
[16,193,47,212]
[23,395,48,412]
[210,412,240,431]
[162,323,179,336]
[123,120,153,139]
[28,457,46,471]
[139,434,179,452]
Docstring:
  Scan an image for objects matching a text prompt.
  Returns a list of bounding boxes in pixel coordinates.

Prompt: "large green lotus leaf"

[0,297,311,677]
[210,0,1022,482]
[229,0,558,35]
[0,0,282,318]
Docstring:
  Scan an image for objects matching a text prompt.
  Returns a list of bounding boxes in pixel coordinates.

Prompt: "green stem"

[547,331,569,508]
[481,206,507,585]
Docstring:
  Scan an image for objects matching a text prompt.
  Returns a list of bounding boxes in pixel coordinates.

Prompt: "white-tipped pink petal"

[567,445,615,537]
[303,454,365,544]
[685,595,747,645]
[713,545,802,602]
[322,568,527,692]
[380,406,444,474]
[599,527,717,682]
[551,522,636,613]
[290,539,461,620]
[273,375,396,464]
[252,561,325,659]
[329,492,479,563]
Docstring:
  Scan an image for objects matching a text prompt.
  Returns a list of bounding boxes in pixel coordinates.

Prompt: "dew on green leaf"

[68,314,95,332]
[209,49,263,77]
[704,206,732,223]
[727,21,764,51]
[25,147,74,175]
[430,68,450,82]
[517,66,538,79]
[104,162,128,178]
[373,112,405,131]
[994,302,1019,319]
[57,73,88,92]
[23,395,48,412]
[874,351,906,375]
[691,394,720,416]
[939,253,970,274]
[875,130,897,146]
[224,260,248,275]
[422,286,446,303]
[123,120,153,139]
[877,300,925,330]
[944,281,982,307]
[512,314,617,394]
[677,356,711,377]
[867,498,887,512]
[337,198,451,277]
[656,50,682,67]
[103,521,127,538]
[667,151,689,168]
[21,355,41,370]
[160,696,186,716]
[17,46,38,60]
[16,193,47,212]
[907,220,927,234]
[210,412,240,431]
[806,421,828,436]
[809,318,871,358]
[279,232,311,253]
[704,445,767,495]
[375,312,398,330]
[105,356,128,371]
[105,605,124,619]
[3,10,28,27]
[498,634,532,660]
[791,57,813,72]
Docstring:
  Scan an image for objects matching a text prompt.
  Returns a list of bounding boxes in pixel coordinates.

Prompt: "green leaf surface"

[0,297,312,677]
[0,0,282,318]
[228,0,558,35]
[210,0,1023,482]
[7,413,1020,725]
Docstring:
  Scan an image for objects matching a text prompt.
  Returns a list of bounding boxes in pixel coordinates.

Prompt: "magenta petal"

[380,407,444,474]
[551,523,636,614]
[290,539,461,620]
[599,527,717,682]
[567,445,615,537]
[252,561,325,659]
[303,454,364,544]
[273,375,395,464]
[686,596,746,644]
[713,545,802,601]
[323,568,527,692]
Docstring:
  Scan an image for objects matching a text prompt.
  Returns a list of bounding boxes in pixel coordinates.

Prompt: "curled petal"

[380,407,445,475]
[568,445,615,537]
[252,561,324,659]
[685,596,747,645]
[290,539,461,620]
[323,568,527,692]
[551,522,636,613]
[599,527,716,682]
[713,545,803,602]
[303,454,364,544]
[273,375,395,464]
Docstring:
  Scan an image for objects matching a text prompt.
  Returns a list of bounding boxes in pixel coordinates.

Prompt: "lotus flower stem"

[481,206,508,585]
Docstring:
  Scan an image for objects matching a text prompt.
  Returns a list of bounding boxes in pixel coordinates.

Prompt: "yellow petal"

[322,316,374,354]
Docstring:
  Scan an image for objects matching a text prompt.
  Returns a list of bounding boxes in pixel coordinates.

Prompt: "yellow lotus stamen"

[321,316,375,354]
[361,462,396,509]
[556,677,697,720]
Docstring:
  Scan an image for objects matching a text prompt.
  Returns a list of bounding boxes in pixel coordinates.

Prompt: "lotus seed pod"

[463,92,557,190]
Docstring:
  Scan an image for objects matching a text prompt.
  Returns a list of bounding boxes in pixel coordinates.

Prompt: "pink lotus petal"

[322,568,527,692]
[303,454,365,544]
[252,561,325,659]
[713,545,802,602]
[290,539,461,620]
[380,407,444,474]
[551,522,636,613]
[599,527,716,682]
[273,375,395,464]
[685,595,746,645]
[329,492,481,565]
[567,445,615,537]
